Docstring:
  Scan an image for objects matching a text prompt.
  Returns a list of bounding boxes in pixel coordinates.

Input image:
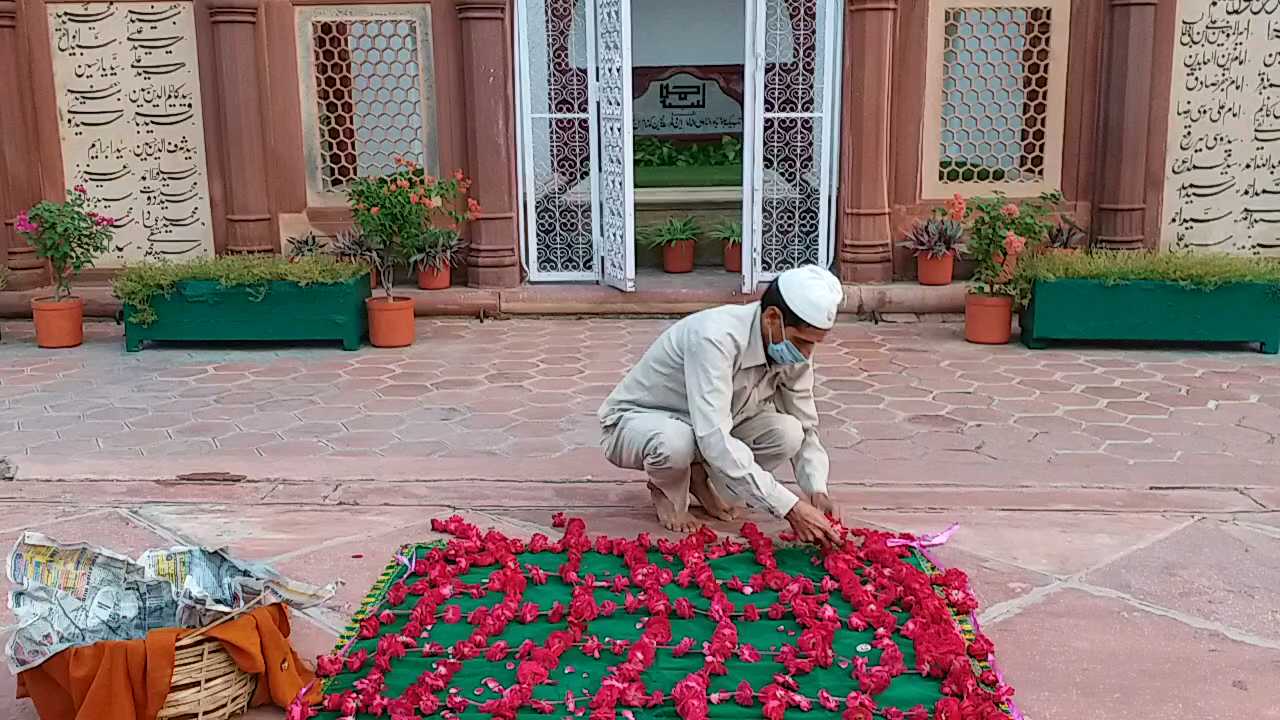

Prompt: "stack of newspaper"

[5,531,335,673]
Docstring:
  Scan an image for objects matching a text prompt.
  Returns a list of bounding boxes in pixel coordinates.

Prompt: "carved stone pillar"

[209,0,274,253]
[457,0,521,288]
[0,0,45,289]
[1092,0,1158,250]
[836,0,895,283]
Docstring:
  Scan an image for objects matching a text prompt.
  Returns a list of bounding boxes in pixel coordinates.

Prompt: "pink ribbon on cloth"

[885,523,960,549]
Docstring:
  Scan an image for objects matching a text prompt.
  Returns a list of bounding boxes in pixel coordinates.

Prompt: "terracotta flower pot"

[366,296,415,348]
[916,252,955,286]
[417,264,451,290]
[662,240,696,274]
[964,293,1013,345]
[723,241,742,273]
[31,297,85,349]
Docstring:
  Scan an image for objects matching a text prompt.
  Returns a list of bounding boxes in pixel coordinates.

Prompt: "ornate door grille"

[745,0,841,283]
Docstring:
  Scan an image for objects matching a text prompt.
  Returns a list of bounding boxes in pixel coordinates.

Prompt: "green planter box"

[1021,279,1280,354]
[123,275,371,352]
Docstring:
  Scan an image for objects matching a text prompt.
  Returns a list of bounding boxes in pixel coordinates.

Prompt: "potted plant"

[113,255,370,351]
[1043,218,1087,254]
[285,232,323,261]
[643,216,700,273]
[1018,251,1280,353]
[409,229,463,290]
[710,220,743,273]
[951,192,1059,344]
[330,228,377,288]
[15,186,113,348]
[348,158,477,346]
[899,217,964,286]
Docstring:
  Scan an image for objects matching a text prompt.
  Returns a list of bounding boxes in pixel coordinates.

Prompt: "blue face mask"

[766,325,808,365]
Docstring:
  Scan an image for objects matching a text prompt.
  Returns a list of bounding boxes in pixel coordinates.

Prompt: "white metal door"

[744,0,841,288]
[515,0,597,282]
[592,0,636,291]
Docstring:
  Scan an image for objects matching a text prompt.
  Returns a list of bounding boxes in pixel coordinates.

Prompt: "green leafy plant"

[641,216,701,249]
[405,228,464,272]
[347,158,478,298]
[710,219,743,246]
[1016,250,1280,291]
[945,190,1063,305]
[16,186,113,302]
[634,135,743,168]
[329,228,373,264]
[286,231,324,259]
[1045,218,1088,250]
[112,255,368,326]
[898,218,964,259]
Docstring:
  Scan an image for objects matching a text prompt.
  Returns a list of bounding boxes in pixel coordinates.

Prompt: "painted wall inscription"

[1162,0,1280,253]
[633,72,743,136]
[47,2,214,267]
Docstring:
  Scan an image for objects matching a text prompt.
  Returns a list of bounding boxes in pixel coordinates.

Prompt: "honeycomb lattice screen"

[297,6,437,204]
[920,0,1070,199]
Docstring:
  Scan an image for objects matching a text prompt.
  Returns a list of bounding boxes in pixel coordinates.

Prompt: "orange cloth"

[15,604,321,720]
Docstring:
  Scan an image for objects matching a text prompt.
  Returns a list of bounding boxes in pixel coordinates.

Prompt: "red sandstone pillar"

[209,0,274,253]
[457,0,521,288]
[836,0,895,283]
[0,0,45,289]
[1093,0,1158,250]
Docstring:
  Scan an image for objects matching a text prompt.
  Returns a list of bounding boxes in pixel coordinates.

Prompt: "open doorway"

[514,0,841,293]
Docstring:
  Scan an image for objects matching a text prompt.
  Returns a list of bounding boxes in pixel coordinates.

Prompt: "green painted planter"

[123,275,371,352]
[1021,279,1280,354]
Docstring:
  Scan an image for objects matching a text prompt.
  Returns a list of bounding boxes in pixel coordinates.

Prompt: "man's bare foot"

[648,482,702,533]
[689,466,743,521]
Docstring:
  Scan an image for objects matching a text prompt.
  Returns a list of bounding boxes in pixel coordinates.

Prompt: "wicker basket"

[155,628,257,720]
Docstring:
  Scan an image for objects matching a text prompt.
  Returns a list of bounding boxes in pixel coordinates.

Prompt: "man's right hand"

[785,500,841,546]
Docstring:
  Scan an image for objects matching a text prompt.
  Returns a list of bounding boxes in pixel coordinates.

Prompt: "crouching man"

[598,265,843,545]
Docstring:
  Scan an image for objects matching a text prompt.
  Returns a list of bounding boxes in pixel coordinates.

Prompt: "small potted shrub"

[710,220,743,273]
[410,230,464,290]
[348,159,478,346]
[1044,219,1087,254]
[285,232,323,261]
[899,217,964,286]
[409,171,475,290]
[16,185,113,348]
[951,192,1059,344]
[643,216,700,274]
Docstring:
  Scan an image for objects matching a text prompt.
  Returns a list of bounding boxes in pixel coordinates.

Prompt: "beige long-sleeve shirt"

[599,302,830,517]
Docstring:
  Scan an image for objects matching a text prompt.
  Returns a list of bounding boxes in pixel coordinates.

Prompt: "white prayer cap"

[776,265,843,330]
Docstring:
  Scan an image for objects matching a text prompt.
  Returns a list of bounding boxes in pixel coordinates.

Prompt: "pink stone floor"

[2,318,1279,719]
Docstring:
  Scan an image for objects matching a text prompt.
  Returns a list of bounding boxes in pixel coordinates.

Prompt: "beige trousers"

[602,411,803,513]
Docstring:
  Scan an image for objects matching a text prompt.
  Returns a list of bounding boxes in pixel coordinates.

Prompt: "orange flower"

[467,198,482,215]
[453,169,466,182]
[1001,202,1020,219]
[945,193,966,222]
[393,155,404,166]
[370,207,380,215]
[397,178,410,189]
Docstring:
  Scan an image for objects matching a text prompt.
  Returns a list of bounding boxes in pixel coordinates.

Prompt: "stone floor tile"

[986,589,1280,720]
[860,511,1188,576]
[1085,519,1280,641]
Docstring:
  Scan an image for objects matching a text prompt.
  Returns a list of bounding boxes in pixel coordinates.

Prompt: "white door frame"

[592,0,637,292]
[741,0,843,292]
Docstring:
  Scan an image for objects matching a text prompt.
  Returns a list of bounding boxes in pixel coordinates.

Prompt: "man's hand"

[785,500,840,546]
[809,492,839,519]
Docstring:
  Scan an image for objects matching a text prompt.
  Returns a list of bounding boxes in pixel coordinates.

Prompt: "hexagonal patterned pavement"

[1,318,1279,473]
